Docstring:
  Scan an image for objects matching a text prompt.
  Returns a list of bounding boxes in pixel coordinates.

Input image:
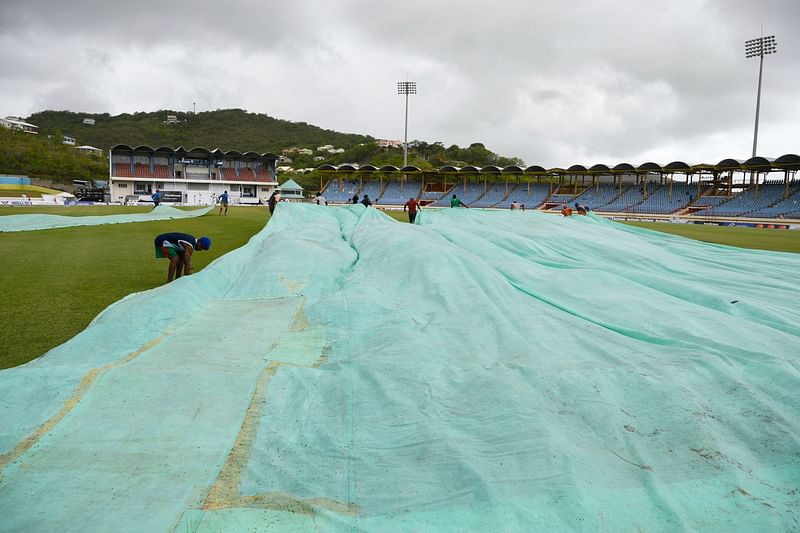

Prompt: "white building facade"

[108,145,279,205]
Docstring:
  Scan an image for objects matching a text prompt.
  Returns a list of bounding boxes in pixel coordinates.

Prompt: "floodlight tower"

[397,81,417,167]
[745,35,777,157]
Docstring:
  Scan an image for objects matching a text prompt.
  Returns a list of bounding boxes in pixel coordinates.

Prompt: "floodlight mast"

[397,81,417,168]
[745,35,777,157]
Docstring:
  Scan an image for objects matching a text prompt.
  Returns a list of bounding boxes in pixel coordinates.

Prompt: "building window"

[118,183,128,189]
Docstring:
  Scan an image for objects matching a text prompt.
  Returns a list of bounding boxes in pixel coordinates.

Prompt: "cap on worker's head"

[198,236,211,250]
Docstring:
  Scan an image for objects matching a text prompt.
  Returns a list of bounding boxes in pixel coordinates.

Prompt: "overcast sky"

[1,0,797,166]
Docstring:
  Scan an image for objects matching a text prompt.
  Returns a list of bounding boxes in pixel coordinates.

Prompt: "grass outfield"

[0,206,269,368]
[621,220,800,253]
[1,205,797,368]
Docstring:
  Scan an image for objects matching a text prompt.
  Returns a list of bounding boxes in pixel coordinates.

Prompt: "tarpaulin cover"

[0,205,214,232]
[1,204,798,532]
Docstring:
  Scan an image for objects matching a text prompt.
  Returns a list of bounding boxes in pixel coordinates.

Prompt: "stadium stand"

[696,182,800,217]
[420,185,452,205]
[598,183,655,212]
[378,180,421,205]
[470,183,512,207]
[691,194,728,211]
[133,163,153,178]
[322,179,383,203]
[221,168,237,180]
[238,168,257,181]
[626,183,693,214]
[154,164,170,178]
[361,180,384,202]
[575,184,622,210]
[322,179,360,203]
[495,183,551,209]
[546,193,577,210]
[430,182,483,207]
[746,182,800,218]
[114,163,133,177]
[184,169,210,180]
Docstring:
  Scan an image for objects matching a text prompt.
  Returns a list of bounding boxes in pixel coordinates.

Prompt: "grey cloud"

[1,0,797,165]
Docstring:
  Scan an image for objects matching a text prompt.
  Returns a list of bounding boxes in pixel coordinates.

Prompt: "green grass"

[621,221,800,253]
[0,207,269,368]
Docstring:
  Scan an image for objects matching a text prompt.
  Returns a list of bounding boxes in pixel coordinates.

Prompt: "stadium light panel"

[744,35,777,58]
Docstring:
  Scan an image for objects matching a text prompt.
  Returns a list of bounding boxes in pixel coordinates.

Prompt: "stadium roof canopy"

[314,154,800,175]
[502,165,524,174]
[110,144,278,159]
[637,162,662,172]
[742,157,773,172]
[567,164,588,174]
[588,164,611,173]
[663,161,690,172]
[612,163,635,173]
[480,165,503,174]
[774,154,800,170]
[716,158,744,171]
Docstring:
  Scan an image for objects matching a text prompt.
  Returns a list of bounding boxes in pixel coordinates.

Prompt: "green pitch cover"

[0,204,214,232]
[1,204,798,531]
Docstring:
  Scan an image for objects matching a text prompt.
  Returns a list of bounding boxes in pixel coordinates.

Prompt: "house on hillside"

[378,139,402,148]
[82,118,96,126]
[63,135,76,146]
[1,116,38,134]
[76,145,103,156]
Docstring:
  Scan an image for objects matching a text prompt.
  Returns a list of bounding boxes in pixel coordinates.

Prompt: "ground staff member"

[218,191,229,215]
[450,194,468,208]
[154,232,211,283]
[404,197,420,223]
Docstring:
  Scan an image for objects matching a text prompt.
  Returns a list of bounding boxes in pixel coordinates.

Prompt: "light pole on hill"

[745,34,777,157]
[397,81,417,168]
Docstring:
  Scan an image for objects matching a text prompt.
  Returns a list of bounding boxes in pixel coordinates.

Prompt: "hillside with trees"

[28,109,372,155]
[0,128,107,184]
[1,109,524,185]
